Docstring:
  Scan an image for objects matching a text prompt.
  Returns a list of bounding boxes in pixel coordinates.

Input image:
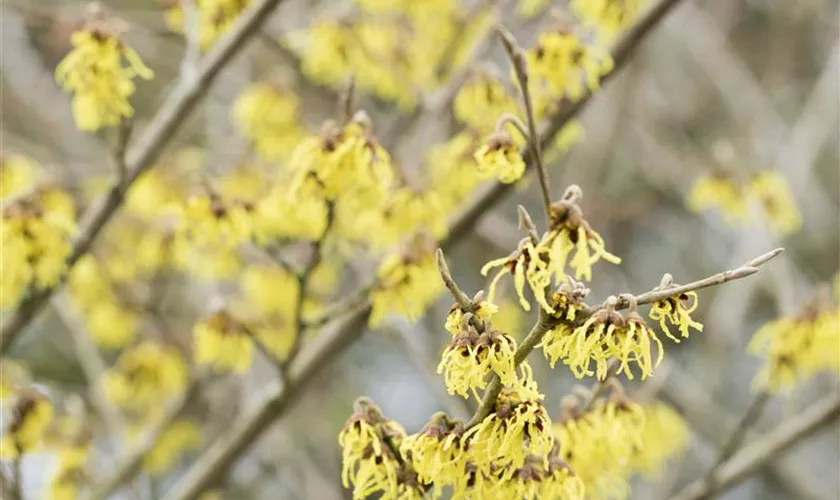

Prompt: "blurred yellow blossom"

[55,24,153,131]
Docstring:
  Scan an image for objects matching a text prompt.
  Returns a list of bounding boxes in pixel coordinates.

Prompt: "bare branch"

[671,393,840,500]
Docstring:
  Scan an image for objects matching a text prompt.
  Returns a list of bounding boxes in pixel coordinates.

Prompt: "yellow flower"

[649,287,704,342]
[370,246,443,327]
[516,0,552,18]
[572,0,648,43]
[164,0,252,50]
[45,461,87,500]
[549,300,664,380]
[0,389,54,459]
[253,188,329,243]
[193,311,254,373]
[0,154,39,199]
[526,30,613,101]
[299,19,354,87]
[747,170,802,236]
[144,419,202,474]
[554,397,645,500]
[241,265,299,317]
[1,189,76,308]
[631,402,689,478]
[502,453,585,499]
[437,328,518,399]
[174,192,254,248]
[545,187,621,282]
[462,366,554,477]
[55,27,153,131]
[473,131,527,184]
[686,174,749,224]
[101,222,171,283]
[0,360,30,401]
[444,301,498,336]
[453,75,518,133]
[427,132,482,208]
[482,238,554,313]
[401,412,467,495]
[289,116,394,204]
[748,290,839,393]
[171,237,243,280]
[339,397,405,500]
[232,82,305,161]
[104,342,188,414]
[125,169,181,220]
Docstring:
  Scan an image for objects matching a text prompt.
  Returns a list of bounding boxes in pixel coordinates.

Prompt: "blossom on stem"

[544,185,621,282]
[748,287,840,393]
[339,397,407,500]
[0,389,54,459]
[193,310,254,373]
[55,21,153,131]
[437,327,518,399]
[370,241,443,326]
[482,238,554,313]
[473,130,527,184]
[648,276,704,342]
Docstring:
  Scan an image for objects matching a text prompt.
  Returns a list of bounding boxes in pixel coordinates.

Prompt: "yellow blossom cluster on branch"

[749,283,840,393]
[55,15,153,132]
[1,156,76,309]
[687,170,802,236]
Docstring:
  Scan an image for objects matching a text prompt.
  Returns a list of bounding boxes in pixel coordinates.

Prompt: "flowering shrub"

[0,1,836,500]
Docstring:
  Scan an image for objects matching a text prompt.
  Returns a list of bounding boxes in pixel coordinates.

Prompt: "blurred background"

[1,0,838,498]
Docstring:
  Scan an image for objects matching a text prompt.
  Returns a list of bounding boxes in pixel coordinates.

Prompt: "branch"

[615,248,784,310]
[159,2,686,498]
[671,393,840,500]
[0,0,291,355]
[84,383,201,500]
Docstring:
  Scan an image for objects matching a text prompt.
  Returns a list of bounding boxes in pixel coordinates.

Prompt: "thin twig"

[0,0,292,355]
[113,117,132,187]
[54,295,127,443]
[671,393,840,500]
[286,203,335,363]
[701,391,770,491]
[84,383,201,500]
[495,26,552,220]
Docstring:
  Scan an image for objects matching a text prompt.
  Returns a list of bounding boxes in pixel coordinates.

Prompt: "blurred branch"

[53,294,127,443]
[658,360,826,500]
[0,0,291,355]
[671,392,840,500]
[157,2,691,498]
[85,383,202,500]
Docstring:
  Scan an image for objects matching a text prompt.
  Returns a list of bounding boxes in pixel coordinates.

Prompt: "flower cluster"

[193,309,254,373]
[1,181,76,309]
[648,274,705,342]
[555,392,687,499]
[164,0,252,50]
[370,241,443,327]
[55,16,153,131]
[68,256,140,349]
[572,0,648,43]
[438,324,518,399]
[232,81,306,162]
[338,398,415,500]
[687,170,801,236]
[0,388,54,459]
[295,3,491,109]
[103,341,188,420]
[482,185,620,314]
[748,285,840,393]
